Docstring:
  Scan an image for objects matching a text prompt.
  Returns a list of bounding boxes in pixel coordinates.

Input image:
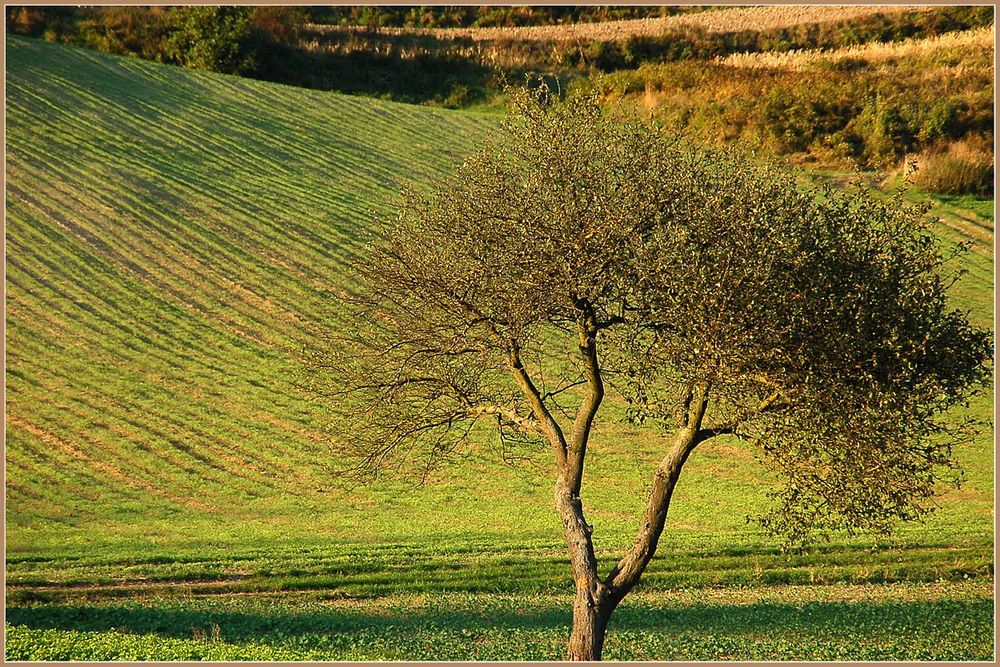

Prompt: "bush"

[584,40,630,71]
[919,98,965,144]
[851,95,916,167]
[165,7,257,75]
[250,7,307,44]
[75,7,171,61]
[5,6,46,35]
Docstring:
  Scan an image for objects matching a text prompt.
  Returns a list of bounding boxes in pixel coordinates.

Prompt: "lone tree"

[309,87,991,660]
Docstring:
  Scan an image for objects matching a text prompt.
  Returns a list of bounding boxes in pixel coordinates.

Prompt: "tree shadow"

[254,41,496,107]
[7,595,991,643]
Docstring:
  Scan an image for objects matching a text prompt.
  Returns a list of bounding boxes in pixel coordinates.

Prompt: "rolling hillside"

[5,34,500,543]
[5,33,993,595]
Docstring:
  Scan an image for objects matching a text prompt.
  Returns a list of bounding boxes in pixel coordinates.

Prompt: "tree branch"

[697,389,789,443]
[595,314,626,330]
[469,403,543,435]
[567,306,604,497]
[605,383,710,600]
[508,342,569,470]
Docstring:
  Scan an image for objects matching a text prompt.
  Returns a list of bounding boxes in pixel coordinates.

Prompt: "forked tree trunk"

[567,583,615,660]
[513,321,712,661]
[560,386,711,661]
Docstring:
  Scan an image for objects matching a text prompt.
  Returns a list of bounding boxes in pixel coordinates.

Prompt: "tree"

[307,86,991,660]
[166,7,257,75]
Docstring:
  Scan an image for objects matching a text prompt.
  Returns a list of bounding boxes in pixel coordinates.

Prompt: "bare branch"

[468,403,543,435]
[566,304,604,496]
[509,343,569,471]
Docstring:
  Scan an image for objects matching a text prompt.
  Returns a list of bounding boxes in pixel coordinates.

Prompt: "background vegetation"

[6,5,993,194]
[306,5,709,29]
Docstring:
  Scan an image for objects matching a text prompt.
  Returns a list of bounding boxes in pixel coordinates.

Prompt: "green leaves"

[165,7,257,75]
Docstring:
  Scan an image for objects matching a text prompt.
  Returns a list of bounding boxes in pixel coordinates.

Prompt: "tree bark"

[554,478,609,660]
[605,385,709,599]
[567,580,615,660]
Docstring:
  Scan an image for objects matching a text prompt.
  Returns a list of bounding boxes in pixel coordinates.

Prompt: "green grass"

[4,35,994,660]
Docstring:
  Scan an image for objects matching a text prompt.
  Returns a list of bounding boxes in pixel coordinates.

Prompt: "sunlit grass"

[719,26,994,71]
[334,5,931,43]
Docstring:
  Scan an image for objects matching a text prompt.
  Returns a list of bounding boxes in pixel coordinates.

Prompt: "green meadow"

[4,35,994,660]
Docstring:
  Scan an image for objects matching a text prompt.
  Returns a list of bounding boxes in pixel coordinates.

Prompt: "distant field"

[721,25,994,70]
[4,35,994,660]
[313,5,931,43]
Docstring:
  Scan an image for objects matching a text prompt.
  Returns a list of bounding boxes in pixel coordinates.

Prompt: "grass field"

[319,5,930,43]
[4,35,995,660]
[6,583,993,660]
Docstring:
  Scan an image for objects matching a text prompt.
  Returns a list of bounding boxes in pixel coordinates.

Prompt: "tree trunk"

[567,582,614,660]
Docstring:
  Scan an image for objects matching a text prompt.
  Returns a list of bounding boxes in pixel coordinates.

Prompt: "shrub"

[74,7,171,61]
[919,98,965,144]
[849,95,916,167]
[165,7,258,75]
[250,7,307,44]
[584,39,629,71]
[5,6,46,35]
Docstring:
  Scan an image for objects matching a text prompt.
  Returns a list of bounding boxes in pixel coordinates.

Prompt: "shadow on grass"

[7,596,993,643]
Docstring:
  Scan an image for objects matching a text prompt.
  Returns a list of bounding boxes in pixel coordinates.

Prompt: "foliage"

[305,83,990,658]
[305,6,706,29]
[3,5,308,78]
[313,85,990,541]
[595,32,993,172]
[165,7,258,75]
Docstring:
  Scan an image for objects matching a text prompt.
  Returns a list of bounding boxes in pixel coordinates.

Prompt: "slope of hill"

[4,34,502,544]
[719,24,994,70]
[5,35,993,590]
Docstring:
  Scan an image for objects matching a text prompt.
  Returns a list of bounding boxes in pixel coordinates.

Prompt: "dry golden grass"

[719,26,995,70]
[308,6,931,44]
[909,135,995,198]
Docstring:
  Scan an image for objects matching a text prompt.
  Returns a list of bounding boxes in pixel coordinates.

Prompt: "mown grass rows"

[3,35,732,547]
[6,36,496,529]
[6,527,994,605]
